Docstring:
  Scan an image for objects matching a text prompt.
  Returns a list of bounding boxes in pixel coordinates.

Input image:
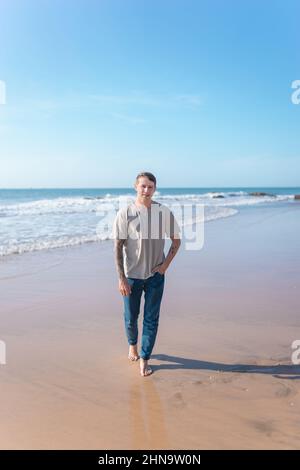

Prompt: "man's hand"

[119,278,132,296]
[152,262,168,275]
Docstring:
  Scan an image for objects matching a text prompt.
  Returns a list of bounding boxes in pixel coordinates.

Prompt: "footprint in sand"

[217,374,236,384]
[192,380,203,385]
[172,391,185,408]
[274,383,295,398]
[251,419,276,437]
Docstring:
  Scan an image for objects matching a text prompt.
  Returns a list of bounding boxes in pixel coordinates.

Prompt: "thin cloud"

[174,94,203,106]
[90,92,161,106]
[0,91,203,122]
[90,91,203,108]
[110,112,146,124]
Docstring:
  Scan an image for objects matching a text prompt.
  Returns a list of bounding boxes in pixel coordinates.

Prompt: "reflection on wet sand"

[129,376,170,449]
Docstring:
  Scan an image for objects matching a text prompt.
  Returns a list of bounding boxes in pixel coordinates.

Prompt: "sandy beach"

[1,202,300,450]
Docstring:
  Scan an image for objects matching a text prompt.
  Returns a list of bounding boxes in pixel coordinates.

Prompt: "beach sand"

[1,203,300,449]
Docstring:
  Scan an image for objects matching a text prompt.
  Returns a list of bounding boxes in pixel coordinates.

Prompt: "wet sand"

[1,203,300,449]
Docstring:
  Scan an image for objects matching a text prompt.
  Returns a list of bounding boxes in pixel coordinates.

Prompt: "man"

[113,171,181,377]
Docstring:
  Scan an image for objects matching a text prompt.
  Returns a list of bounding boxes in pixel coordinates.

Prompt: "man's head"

[134,171,156,202]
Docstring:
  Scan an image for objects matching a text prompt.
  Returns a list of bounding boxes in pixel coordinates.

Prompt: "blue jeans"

[123,272,165,360]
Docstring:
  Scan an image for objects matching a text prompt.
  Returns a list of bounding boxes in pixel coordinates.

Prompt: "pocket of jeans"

[155,271,164,277]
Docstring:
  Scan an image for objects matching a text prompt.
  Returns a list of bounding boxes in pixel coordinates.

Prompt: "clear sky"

[0,0,299,188]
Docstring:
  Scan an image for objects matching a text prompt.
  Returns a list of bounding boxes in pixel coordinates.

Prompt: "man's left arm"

[152,235,181,275]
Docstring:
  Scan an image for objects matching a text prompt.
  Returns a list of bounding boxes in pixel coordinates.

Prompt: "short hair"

[135,171,157,187]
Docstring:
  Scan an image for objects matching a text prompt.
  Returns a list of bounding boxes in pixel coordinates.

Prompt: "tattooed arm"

[152,235,181,275]
[114,239,132,296]
[115,239,126,280]
[164,235,181,270]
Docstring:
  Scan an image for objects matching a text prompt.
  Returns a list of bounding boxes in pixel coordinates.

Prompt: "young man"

[113,172,181,377]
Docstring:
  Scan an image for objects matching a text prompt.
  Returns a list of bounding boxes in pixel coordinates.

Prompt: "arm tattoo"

[115,239,126,280]
[165,239,181,264]
[168,240,179,257]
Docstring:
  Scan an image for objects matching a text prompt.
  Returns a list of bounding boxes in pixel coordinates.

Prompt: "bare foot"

[128,345,139,361]
[140,358,153,377]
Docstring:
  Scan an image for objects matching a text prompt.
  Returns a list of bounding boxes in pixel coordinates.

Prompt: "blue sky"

[0,0,299,188]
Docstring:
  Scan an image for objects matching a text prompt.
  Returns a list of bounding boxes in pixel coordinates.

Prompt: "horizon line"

[0,185,300,190]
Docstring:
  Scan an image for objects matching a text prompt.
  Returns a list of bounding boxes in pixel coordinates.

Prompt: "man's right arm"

[114,239,132,296]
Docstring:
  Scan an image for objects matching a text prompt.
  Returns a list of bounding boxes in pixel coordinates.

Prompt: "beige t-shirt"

[113,201,180,279]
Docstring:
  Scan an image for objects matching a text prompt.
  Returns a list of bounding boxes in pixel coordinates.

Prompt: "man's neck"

[135,197,153,209]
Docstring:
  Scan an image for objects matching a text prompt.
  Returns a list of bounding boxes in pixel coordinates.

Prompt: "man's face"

[135,176,156,201]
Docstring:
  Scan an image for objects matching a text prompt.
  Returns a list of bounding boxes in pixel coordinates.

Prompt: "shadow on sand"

[151,354,300,379]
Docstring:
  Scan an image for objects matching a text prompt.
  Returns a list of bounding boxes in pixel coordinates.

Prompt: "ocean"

[0,187,298,257]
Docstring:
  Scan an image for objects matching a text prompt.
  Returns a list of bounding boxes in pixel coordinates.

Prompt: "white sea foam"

[0,191,295,257]
[0,234,103,257]
[0,192,294,218]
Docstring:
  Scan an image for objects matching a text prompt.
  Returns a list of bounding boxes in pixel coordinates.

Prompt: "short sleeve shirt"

[113,200,180,279]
